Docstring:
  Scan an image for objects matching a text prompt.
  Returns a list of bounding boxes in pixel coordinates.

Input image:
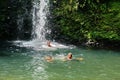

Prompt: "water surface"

[0,44,120,80]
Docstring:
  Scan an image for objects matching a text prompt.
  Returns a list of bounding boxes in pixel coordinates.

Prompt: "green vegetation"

[51,0,120,47]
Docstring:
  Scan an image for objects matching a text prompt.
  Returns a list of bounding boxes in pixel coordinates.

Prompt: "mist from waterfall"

[32,0,50,41]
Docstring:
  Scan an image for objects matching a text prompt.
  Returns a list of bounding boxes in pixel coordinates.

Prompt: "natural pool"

[0,42,120,80]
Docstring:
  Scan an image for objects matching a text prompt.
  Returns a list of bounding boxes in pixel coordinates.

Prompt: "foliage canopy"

[51,0,120,46]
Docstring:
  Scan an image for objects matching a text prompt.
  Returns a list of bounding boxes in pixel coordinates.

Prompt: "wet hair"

[67,53,72,59]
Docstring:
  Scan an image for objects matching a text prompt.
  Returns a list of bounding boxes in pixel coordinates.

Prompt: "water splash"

[13,40,71,51]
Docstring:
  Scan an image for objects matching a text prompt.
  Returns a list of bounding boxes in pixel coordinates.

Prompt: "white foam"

[13,40,74,51]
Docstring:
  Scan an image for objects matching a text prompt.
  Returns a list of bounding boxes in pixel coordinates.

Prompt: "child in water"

[44,53,72,62]
[66,52,72,60]
[65,53,84,61]
[47,41,52,47]
[61,52,72,61]
[44,56,53,62]
[44,53,84,62]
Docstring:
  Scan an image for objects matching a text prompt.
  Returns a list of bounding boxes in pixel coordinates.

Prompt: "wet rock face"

[0,0,32,40]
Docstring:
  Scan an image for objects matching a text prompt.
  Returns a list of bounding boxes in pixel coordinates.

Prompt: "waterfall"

[16,1,31,40]
[14,0,70,51]
[17,14,24,39]
[32,0,50,41]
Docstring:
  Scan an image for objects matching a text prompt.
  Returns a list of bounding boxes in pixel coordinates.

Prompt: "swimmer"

[65,53,84,61]
[63,52,72,61]
[44,56,53,62]
[47,41,52,47]
[67,52,72,60]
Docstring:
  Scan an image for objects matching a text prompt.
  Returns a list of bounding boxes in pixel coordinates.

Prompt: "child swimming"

[44,56,53,62]
[44,53,84,62]
[47,41,52,47]
[66,52,72,60]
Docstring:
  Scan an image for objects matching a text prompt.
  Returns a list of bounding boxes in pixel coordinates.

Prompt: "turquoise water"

[0,44,120,80]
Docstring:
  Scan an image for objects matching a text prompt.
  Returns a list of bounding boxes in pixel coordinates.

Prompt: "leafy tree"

[51,0,120,46]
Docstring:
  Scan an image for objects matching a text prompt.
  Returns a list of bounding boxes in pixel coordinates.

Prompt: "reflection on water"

[30,53,48,80]
[0,43,120,80]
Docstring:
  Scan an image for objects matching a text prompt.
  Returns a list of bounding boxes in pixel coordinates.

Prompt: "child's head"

[47,41,51,47]
[45,56,52,60]
[67,53,72,60]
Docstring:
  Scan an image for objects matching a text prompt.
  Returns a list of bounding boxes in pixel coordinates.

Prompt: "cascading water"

[16,1,31,40]
[17,14,24,39]
[32,0,50,41]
